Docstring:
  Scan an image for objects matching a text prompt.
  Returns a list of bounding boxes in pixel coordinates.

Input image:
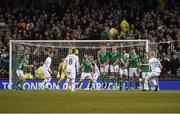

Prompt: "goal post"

[9,40,149,90]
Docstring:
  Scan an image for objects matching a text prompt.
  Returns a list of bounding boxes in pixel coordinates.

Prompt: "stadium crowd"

[0,0,179,78]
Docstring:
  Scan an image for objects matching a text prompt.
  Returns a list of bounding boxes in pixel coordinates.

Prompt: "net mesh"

[10,40,150,89]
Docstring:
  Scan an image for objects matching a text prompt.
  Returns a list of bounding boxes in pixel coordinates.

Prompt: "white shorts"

[146,72,160,80]
[119,68,128,76]
[129,68,139,77]
[100,65,109,73]
[81,72,92,80]
[16,70,24,77]
[66,71,76,79]
[42,68,51,78]
[110,65,119,73]
[92,73,100,80]
[142,72,149,79]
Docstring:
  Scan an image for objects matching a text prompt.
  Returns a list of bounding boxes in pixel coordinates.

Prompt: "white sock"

[144,79,149,90]
[92,80,96,89]
[45,78,51,89]
[66,78,71,90]
[71,79,75,91]
[156,79,160,90]
[42,79,48,88]
[152,79,157,86]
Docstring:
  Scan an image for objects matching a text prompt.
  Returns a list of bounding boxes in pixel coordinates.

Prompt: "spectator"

[160,52,170,78]
[120,18,129,35]
[170,53,179,78]
[0,0,179,79]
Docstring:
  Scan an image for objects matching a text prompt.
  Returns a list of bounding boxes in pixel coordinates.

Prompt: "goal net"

[9,40,151,90]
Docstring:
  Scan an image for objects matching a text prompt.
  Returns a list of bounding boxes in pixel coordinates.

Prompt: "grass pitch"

[0,90,180,113]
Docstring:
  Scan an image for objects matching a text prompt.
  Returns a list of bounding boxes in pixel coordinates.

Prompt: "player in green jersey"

[97,44,109,89]
[109,45,119,76]
[16,53,34,90]
[139,52,151,90]
[119,49,129,90]
[77,54,93,90]
[127,48,140,90]
[108,45,119,90]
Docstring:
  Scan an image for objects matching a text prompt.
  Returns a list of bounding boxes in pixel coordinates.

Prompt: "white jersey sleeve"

[63,54,79,73]
[42,57,52,70]
[149,58,161,73]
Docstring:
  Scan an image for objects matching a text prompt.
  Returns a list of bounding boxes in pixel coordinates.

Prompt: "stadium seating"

[0,0,179,78]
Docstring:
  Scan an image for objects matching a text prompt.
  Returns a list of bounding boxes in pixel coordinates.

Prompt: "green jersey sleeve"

[17,59,29,71]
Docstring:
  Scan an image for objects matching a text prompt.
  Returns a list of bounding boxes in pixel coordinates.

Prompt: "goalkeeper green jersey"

[99,50,109,64]
[109,50,119,65]
[82,59,92,73]
[119,54,128,68]
[140,57,150,72]
[129,53,139,68]
[17,58,29,71]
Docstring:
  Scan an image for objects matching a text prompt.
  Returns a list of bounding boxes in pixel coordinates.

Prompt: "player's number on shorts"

[69,58,73,65]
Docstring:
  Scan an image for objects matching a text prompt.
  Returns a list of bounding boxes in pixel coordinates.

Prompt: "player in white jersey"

[144,51,162,91]
[63,48,79,91]
[40,52,54,90]
[91,60,100,90]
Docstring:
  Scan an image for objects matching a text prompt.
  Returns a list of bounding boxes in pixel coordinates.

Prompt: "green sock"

[16,81,20,88]
[77,81,82,88]
[102,76,106,88]
[89,81,92,89]
[112,77,116,87]
[57,80,62,86]
[117,77,122,89]
[16,80,23,87]
[102,76,105,83]
[135,78,139,89]
[16,80,24,90]
[125,80,128,89]
[130,79,133,88]
[105,76,109,88]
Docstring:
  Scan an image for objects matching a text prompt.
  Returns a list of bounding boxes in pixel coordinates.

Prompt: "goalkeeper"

[56,58,67,90]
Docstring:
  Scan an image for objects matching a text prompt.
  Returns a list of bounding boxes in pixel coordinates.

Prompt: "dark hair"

[48,51,54,55]
[72,48,76,54]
